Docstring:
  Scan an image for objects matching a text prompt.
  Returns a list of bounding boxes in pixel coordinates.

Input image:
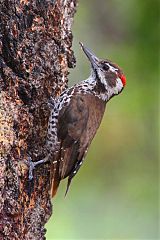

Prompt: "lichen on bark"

[0,0,77,239]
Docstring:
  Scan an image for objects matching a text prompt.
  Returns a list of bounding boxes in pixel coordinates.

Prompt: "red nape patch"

[120,74,126,86]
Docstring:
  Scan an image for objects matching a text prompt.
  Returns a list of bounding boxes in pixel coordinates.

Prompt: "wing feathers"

[51,93,106,196]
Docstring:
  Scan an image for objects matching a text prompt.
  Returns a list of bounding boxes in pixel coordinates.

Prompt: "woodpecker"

[27,42,126,197]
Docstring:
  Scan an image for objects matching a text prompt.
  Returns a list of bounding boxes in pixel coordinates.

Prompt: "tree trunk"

[0,0,77,239]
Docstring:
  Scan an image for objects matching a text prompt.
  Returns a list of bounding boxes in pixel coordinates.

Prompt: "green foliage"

[46,0,158,239]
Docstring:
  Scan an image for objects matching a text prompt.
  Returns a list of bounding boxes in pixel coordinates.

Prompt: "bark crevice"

[0,0,77,239]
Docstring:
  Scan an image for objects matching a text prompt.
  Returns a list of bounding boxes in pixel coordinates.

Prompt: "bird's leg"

[25,155,50,180]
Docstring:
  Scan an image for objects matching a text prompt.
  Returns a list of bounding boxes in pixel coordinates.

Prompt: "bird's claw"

[24,155,50,180]
[24,156,37,180]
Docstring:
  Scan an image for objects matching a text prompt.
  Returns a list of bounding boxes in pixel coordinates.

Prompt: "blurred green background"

[46,0,158,239]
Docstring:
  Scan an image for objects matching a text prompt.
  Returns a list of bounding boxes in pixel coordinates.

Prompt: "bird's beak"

[79,42,99,69]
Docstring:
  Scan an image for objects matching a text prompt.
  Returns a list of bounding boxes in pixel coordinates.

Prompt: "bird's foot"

[25,155,49,180]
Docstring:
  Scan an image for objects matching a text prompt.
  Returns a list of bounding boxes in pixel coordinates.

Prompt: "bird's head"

[80,42,126,100]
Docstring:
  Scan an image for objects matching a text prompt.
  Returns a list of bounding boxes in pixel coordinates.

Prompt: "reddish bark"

[0,0,77,239]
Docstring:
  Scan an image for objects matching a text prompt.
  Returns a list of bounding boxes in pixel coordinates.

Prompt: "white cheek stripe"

[116,77,123,93]
[107,63,118,73]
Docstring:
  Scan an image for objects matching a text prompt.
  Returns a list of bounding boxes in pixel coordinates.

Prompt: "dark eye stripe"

[102,64,109,71]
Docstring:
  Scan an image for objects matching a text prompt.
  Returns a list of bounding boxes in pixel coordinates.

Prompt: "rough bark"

[0,0,77,239]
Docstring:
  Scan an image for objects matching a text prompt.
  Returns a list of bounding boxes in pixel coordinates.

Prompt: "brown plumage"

[51,93,106,196]
[26,43,126,197]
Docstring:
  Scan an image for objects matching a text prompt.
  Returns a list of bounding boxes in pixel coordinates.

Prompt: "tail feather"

[64,177,72,197]
[50,154,61,198]
[51,178,60,197]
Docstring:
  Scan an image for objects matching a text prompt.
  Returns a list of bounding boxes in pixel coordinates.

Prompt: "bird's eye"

[102,64,109,71]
